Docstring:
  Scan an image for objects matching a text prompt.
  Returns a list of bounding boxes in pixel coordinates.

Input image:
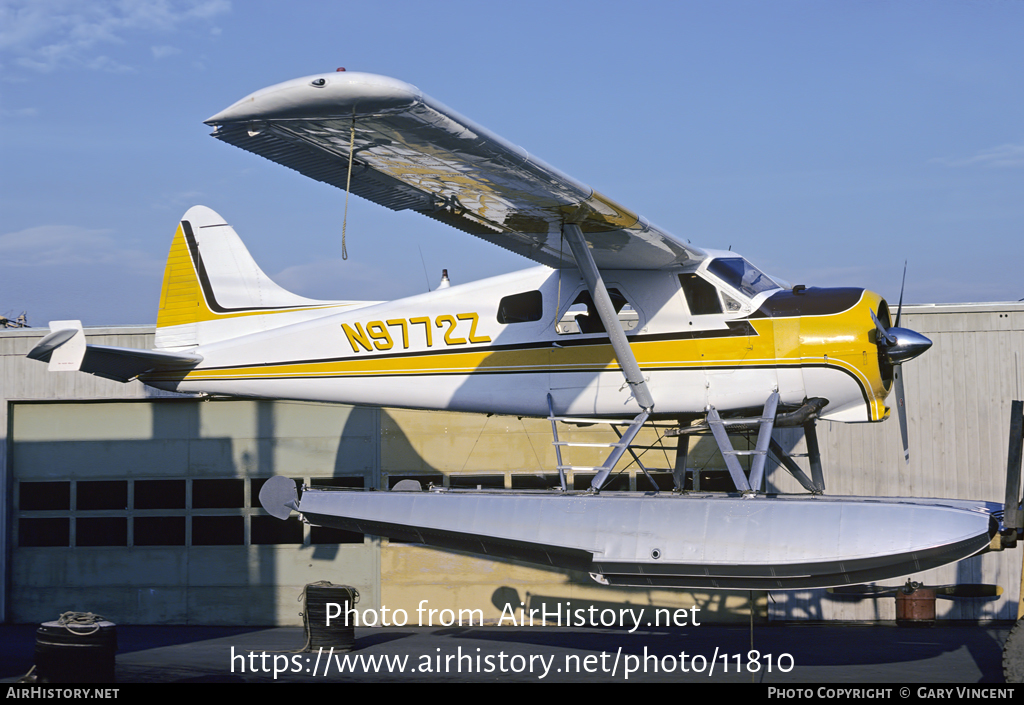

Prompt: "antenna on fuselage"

[418,246,431,292]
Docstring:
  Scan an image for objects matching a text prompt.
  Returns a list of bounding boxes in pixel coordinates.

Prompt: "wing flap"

[206,72,705,270]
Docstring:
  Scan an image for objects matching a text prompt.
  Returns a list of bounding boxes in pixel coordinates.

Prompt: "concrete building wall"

[2,327,167,623]
[9,398,379,625]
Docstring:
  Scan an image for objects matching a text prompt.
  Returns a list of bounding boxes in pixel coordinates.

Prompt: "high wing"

[204,71,705,270]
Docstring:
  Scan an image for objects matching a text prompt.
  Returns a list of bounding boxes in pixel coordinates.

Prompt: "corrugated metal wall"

[767,303,1024,620]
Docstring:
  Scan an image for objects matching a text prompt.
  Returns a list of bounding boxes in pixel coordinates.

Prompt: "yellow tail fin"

[155,206,351,348]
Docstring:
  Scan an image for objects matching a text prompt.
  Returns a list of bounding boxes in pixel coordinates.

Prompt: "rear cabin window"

[556,289,638,334]
[497,291,543,324]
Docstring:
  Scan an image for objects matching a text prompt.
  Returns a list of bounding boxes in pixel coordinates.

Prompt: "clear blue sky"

[2,0,1022,326]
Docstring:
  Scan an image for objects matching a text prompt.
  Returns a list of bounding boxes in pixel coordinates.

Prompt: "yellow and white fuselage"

[141,207,891,424]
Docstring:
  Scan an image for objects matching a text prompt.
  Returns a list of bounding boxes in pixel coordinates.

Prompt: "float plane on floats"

[28,70,1004,589]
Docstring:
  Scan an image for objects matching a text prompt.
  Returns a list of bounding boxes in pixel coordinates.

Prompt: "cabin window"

[679,274,722,315]
[706,257,779,298]
[722,292,743,313]
[497,290,543,324]
[556,289,638,335]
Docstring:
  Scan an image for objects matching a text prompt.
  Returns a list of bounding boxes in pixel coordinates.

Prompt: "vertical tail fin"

[156,206,352,348]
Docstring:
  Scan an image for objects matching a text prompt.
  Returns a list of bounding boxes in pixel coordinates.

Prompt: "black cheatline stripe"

[189,320,761,372]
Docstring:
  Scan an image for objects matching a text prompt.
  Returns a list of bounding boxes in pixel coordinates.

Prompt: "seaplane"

[27,69,1004,590]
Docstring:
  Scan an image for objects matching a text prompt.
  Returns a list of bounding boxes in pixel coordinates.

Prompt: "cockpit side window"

[706,258,779,299]
[679,274,722,315]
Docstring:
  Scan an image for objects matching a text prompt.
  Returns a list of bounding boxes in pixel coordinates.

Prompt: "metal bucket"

[34,619,117,683]
[304,583,359,652]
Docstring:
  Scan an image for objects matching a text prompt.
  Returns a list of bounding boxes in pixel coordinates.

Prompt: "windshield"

[706,258,780,299]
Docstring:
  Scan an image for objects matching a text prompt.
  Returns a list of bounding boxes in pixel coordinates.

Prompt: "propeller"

[829,580,1003,600]
[871,263,932,464]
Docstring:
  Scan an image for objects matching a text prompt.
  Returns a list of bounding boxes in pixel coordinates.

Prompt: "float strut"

[804,421,825,493]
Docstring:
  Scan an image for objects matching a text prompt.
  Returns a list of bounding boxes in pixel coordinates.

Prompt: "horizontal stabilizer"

[28,322,202,382]
[28,320,86,372]
[75,345,203,382]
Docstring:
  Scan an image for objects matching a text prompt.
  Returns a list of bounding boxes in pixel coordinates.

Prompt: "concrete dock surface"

[0,621,1018,684]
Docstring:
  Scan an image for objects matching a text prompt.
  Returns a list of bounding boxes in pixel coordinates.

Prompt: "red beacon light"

[336,67,346,72]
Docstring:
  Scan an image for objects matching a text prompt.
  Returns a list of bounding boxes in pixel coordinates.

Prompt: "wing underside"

[205,72,704,270]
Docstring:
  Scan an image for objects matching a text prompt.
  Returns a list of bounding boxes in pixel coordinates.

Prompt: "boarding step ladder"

[547,394,652,492]
[705,392,779,493]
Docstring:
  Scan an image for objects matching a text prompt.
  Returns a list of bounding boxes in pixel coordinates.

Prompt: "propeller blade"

[894,261,907,329]
[933,584,1003,599]
[873,264,929,467]
[829,583,1002,599]
[894,364,909,464]
[870,309,896,346]
[827,585,900,598]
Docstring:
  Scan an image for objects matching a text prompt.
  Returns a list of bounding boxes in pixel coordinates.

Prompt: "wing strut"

[562,224,654,412]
